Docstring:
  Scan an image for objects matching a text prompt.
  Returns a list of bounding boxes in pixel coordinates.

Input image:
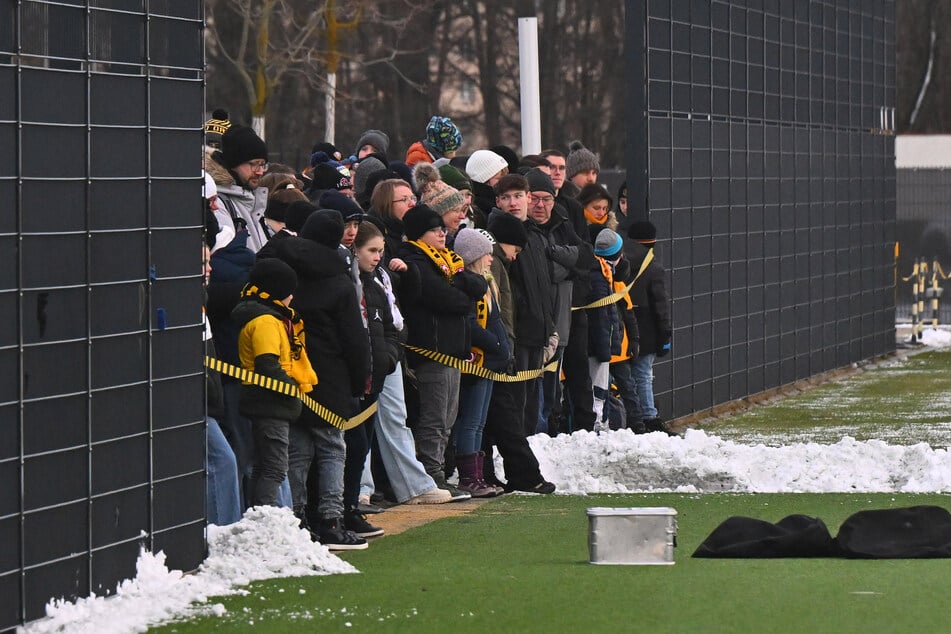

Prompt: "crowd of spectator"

[201,110,673,550]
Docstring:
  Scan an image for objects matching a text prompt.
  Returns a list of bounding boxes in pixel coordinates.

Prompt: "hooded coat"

[624,240,672,357]
[258,236,371,424]
[204,146,270,252]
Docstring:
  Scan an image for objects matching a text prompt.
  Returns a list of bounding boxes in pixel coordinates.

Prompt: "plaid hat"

[426,116,462,155]
[204,109,231,147]
[453,227,494,265]
[566,140,600,177]
[248,258,297,301]
[414,162,464,216]
[488,212,528,248]
[219,125,267,169]
[355,129,390,156]
[594,229,623,258]
[403,204,445,241]
[465,150,509,184]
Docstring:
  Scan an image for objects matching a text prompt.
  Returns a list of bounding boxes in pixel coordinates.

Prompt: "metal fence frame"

[1,2,205,628]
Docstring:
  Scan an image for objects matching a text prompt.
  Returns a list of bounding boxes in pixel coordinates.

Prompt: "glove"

[656,341,671,358]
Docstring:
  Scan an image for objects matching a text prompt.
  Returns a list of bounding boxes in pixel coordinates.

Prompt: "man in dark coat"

[483,174,557,494]
[625,220,673,434]
[258,210,371,550]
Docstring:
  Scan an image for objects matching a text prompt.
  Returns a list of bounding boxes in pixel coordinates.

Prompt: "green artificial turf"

[701,349,951,447]
[155,492,951,633]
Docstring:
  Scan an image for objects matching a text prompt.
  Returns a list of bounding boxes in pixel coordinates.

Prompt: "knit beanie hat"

[264,191,298,222]
[414,163,464,216]
[284,200,317,234]
[300,209,345,248]
[203,171,217,199]
[312,162,352,191]
[248,258,297,301]
[490,144,520,175]
[219,125,268,169]
[387,161,415,188]
[566,140,600,177]
[204,109,231,148]
[355,129,390,156]
[594,228,624,258]
[577,183,613,209]
[363,169,402,202]
[488,212,528,248]
[403,204,445,241]
[311,141,342,162]
[438,164,471,192]
[453,228,495,265]
[319,190,365,222]
[617,181,628,202]
[353,156,387,199]
[524,168,556,196]
[426,116,463,155]
[627,220,657,244]
[465,150,509,184]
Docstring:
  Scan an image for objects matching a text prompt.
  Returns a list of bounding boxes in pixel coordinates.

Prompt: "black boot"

[293,505,320,542]
[317,517,368,551]
[644,417,678,436]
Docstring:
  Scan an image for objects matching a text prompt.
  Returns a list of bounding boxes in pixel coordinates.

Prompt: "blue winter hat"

[594,228,624,258]
[426,116,462,155]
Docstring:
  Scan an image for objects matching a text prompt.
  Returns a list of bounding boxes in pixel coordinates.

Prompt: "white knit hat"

[465,149,508,184]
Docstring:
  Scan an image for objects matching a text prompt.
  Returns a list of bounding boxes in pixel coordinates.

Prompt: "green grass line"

[154,492,951,633]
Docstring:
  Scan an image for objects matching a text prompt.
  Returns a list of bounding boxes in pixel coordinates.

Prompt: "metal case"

[587,507,678,565]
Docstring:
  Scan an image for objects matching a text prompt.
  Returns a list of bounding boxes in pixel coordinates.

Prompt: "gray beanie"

[453,227,495,265]
[594,228,623,258]
[353,156,387,199]
[566,140,600,178]
[355,129,390,156]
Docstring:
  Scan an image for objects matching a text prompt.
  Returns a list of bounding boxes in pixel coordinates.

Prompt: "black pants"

[343,394,378,510]
[563,312,596,432]
[482,345,545,488]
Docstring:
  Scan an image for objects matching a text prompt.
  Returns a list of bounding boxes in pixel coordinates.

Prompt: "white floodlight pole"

[518,17,542,155]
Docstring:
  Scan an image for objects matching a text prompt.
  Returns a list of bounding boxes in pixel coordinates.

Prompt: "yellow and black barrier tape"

[204,356,377,431]
[403,345,559,382]
[571,249,653,311]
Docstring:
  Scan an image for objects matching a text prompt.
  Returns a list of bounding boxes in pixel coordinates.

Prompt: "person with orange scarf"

[396,205,488,501]
[578,183,619,238]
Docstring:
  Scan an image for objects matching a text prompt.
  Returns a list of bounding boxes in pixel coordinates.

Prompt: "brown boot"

[477,451,505,496]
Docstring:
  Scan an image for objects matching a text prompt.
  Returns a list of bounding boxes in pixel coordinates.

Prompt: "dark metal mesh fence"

[632,0,896,420]
[0,2,205,628]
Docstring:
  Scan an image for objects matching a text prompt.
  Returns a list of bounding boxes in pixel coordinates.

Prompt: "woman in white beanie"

[465,149,510,230]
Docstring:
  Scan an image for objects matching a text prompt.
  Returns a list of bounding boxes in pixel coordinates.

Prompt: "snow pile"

[528,429,951,494]
[919,327,951,348]
[24,506,357,634]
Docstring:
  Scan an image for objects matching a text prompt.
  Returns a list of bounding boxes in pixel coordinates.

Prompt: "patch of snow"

[23,506,357,634]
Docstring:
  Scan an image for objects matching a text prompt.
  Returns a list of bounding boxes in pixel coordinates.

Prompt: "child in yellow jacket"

[231,258,317,506]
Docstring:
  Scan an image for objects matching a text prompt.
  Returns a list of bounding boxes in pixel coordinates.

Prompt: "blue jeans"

[611,358,643,424]
[287,422,346,520]
[632,354,657,418]
[206,416,242,525]
[455,377,494,454]
[371,363,439,501]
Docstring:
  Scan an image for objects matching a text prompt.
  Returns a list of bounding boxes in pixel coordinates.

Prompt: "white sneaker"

[404,487,452,505]
[358,494,371,506]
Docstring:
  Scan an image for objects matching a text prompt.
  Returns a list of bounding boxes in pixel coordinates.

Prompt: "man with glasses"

[540,149,587,239]
[206,124,271,253]
[525,169,592,436]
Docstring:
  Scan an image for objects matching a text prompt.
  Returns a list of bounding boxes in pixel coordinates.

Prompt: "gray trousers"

[250,417,290,507]
[412,358,461,480]
[287,422,345,521]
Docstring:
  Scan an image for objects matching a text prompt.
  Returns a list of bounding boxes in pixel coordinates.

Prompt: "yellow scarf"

[585,209,609,225]
[409,240,465,282]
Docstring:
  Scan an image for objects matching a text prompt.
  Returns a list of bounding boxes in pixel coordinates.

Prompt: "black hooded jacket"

[257,236,371,424]
[624,240,672,356]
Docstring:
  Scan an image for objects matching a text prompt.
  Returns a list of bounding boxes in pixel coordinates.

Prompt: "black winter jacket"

[206,232,255,367]
[624,241,672,357]
[468,286,512,373]
[258,236,371,423]
[397,242,488,360]
[361,270,400,394]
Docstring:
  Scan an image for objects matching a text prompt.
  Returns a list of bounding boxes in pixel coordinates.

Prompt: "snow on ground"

[22,332,951,632]
[24,506,356,634]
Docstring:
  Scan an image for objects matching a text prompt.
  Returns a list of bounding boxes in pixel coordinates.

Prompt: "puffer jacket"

[587,257,621,363]
[206,231,255,367]
[361,269,400,394]
[468,285,512,373]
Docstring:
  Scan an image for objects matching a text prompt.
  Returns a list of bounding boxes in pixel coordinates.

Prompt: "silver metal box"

[587,507,678,565]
